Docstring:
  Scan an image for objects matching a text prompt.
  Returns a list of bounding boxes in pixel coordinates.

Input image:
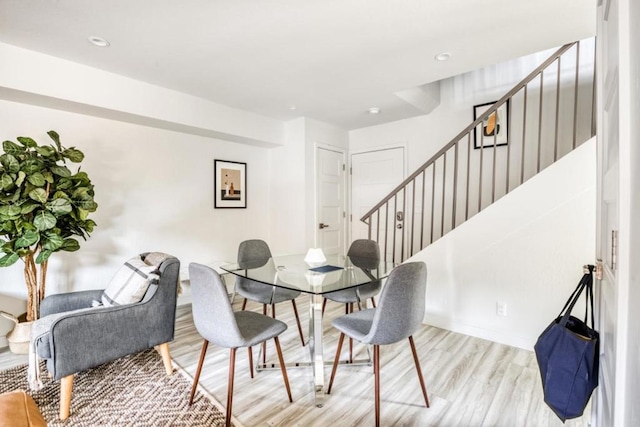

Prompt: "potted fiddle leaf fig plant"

[0,131,98,325]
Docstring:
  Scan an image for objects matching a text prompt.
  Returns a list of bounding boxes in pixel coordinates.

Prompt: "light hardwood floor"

[0,298,592,426]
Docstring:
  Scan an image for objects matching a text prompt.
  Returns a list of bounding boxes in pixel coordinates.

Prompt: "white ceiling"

[0,0,595,130]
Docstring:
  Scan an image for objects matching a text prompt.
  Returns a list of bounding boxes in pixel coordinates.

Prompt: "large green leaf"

[63,148,84,162]
[28,188,47,203]
[27,172,46,186]
[33,211,56,231]
[35,249,53,264]
[83,219,97,233]
[47,131,62,151]
[52,191,70,200]
[16,136,37,147]
[35,146,55,157]
[2,221,15,233]
[60,238,80,252]
[15,230,40,248]
[74,200,97,211]
[21,159,43,174]
[0,173,13,190]
[55,177,72,190]
[50,165,71,177]
[76,208,89,220]
[20,202,39,214]
[0,253,19,267]
[2,140,23,156]
[0,205,21,217]
[41,233,63,251]
[47,198,72,215]
[0,154,19,174]
[15,171,26,187]
[71,171,90,184]
[71,187,89,198]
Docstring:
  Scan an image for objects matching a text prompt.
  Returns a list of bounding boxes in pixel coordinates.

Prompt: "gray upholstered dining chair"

[323,239,381,311]
[188,263,292,427]
[327,261,430,427]
[323,239,381,361]
[235,239,305,360]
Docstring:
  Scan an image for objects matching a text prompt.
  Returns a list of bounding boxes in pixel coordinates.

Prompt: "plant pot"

[0,311,32,354]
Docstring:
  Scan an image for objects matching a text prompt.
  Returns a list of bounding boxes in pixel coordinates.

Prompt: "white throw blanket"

[28,308,92,391]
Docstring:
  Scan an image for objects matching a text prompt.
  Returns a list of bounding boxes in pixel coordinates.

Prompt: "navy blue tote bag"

[534,265,599,422]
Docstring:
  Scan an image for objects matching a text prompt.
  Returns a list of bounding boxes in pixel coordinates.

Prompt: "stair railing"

[360,39,596,263]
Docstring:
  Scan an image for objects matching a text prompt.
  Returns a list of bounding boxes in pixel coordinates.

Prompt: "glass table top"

[220,254,396,295]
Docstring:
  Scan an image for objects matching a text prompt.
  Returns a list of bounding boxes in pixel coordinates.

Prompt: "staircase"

[360,39,596,263]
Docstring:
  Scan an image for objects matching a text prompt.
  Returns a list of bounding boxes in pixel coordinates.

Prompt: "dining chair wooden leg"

[408,335,430,407]
[241,298,247,311]
[262,304,268,364]
[370,297,376,308]
[273,336,293,402]
[226,348,237,427]
[248,346,254,379]
[291,299,305,346]
[327,332,345,394]
[322,298,327,315]
[374,344,380,427]
[348,303,353,363]
[189,340,209,405]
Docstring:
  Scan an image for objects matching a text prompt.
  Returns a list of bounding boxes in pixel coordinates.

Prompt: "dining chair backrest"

[237,239,272,268]
[189,263,245,348]
[347,239,380,260]
[236,239,273,292]
[347,239,380,270]
[362,262,427,346]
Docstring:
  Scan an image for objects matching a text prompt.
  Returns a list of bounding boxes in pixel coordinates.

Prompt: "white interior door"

[595,0,638,425]
[351,147,404,258]
[316,147,345,256]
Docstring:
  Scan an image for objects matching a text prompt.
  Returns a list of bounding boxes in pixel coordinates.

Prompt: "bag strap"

[587,266,595,328]
[558,265,595,327]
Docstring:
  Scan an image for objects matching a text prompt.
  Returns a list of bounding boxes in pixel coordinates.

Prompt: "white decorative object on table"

[304,248,326,267]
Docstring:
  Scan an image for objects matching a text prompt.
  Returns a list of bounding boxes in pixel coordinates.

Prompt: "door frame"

[314,143,347,254]
[349,142,408,244]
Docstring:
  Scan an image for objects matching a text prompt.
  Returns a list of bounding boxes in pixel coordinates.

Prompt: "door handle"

[319,223,330,229]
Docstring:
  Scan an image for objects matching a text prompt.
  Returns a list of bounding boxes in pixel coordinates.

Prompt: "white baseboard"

[424,314,533,351]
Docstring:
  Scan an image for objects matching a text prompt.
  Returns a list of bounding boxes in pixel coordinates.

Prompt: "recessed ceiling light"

[289,105,297,110]
[88,36,110,47]
[367,107,381,115]
[434,52,452,61]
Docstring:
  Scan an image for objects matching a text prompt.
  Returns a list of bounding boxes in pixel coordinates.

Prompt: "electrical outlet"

[496,302,508,317]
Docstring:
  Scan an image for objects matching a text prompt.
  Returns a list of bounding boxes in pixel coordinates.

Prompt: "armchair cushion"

[101,257,159,306]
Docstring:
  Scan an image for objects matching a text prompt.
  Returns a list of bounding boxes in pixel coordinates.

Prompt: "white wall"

[408,138,596,350]
[0,100,285,324]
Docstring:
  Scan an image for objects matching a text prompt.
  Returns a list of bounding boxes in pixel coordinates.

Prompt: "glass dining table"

[221,253,395,407]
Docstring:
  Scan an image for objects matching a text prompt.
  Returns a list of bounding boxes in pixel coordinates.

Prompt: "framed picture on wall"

[473,100,510,149]
[214,160,247,208]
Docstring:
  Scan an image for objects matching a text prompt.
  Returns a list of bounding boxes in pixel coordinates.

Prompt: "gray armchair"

[33,253,180,420]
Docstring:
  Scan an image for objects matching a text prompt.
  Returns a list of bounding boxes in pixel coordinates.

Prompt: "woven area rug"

[0,349,231,426]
